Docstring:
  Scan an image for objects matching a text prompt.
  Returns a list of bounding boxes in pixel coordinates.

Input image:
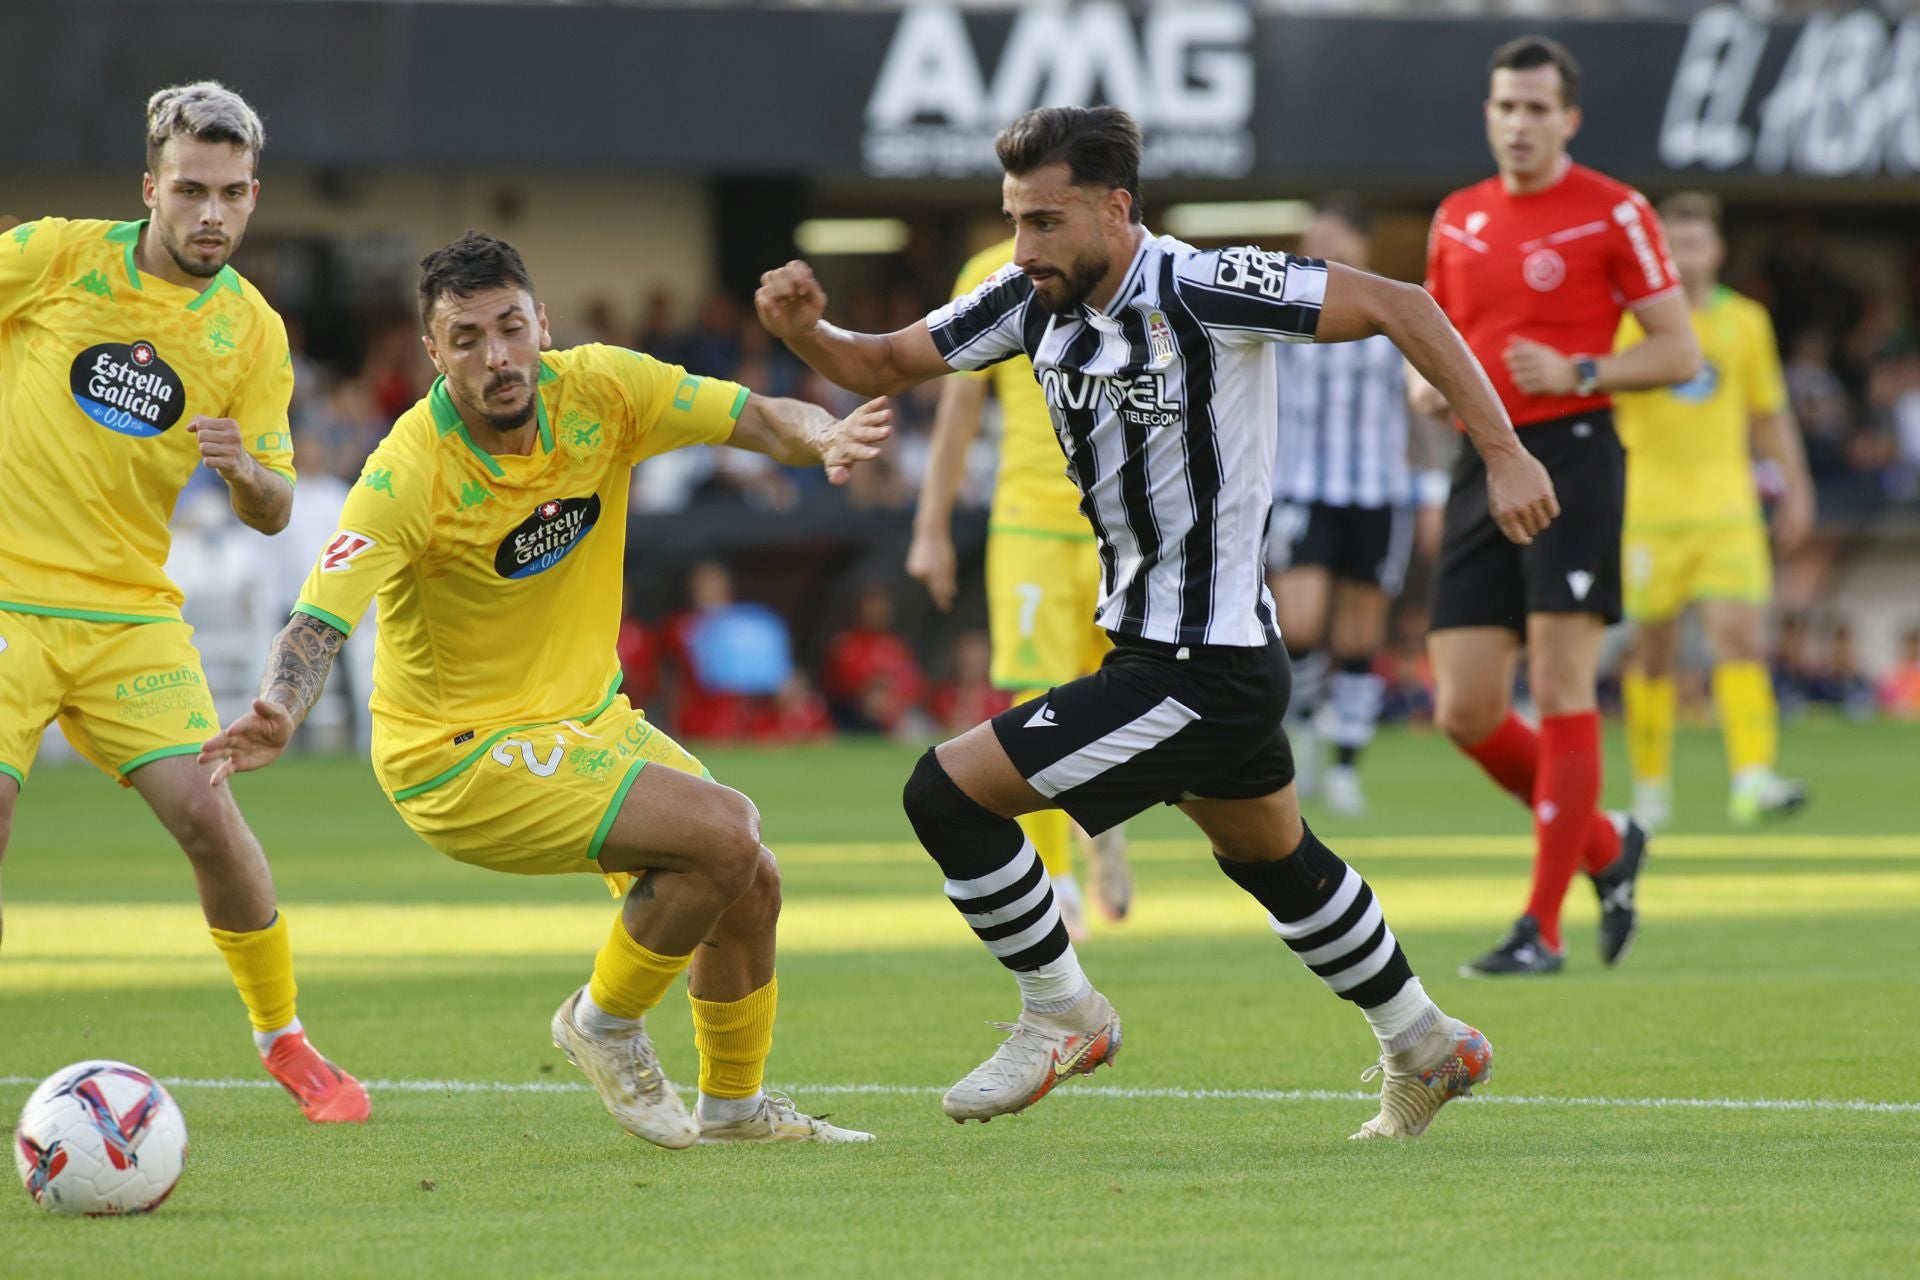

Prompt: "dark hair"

[417,230,536,330]
[1488,35,1582,108]
[995,106,1145,224]
[1314,193,1373,238]
[1659,190,1722,230]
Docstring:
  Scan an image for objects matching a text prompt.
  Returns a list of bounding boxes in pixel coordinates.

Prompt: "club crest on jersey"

[320,530,376,572]
[495,495,602,579]
[68,340,186,437]
[1522,248,1566,292]
[1144,309,1176,368]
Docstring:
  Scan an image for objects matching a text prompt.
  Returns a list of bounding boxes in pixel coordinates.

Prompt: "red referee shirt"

[1426,159,1680,428]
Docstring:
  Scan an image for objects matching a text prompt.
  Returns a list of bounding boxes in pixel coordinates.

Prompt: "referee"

[1420,37,1701,977]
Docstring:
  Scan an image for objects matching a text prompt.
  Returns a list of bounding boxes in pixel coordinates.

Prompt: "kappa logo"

[1025,701,1059,729]
[1567,570,1595,602]
[320,530,376,572]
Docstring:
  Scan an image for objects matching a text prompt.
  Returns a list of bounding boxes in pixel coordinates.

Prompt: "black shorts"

[1430,410,1624,632]
[990,635,1295,837]
[1267,501,1415,596]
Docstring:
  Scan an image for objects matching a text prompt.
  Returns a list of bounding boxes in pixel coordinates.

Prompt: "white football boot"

[551,985,698,1149]
[1350,1017,1493,1140]
[941,987,1121,1123]
[698,1093,875,1144]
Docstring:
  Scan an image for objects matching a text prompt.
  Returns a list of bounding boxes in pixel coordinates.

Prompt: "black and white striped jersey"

[1274,335,1411,509]
[925,233,1327,648]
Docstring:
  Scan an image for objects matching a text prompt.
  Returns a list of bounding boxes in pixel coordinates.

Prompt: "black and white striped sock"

[1216,824,1439,1052]
[904,750,1087,1012]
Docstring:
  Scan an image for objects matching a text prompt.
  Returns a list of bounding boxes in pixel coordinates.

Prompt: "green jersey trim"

[185,266,244,311]
[728,386,750,422]
[430,378,508,478]
[105,221,144,291]
[587,760,650,861]
[389,674,624,802]
[102,221,246,307]
[0,762,25,790]
[987,524,1097,544]
[118,743,203,777]
[0,600,170,625]
[291,602,355,638]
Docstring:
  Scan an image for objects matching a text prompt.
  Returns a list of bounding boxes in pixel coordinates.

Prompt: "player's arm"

[197,612,345,784]
[1576,291,1702,393]
[1316,262,1558,545]
[756,260,951,396]
[907,375,989,611]
[1753,406,1815,554]
[190,417,293,533]
[725,392,893,487]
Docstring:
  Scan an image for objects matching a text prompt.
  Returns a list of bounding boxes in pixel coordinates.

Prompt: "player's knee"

[703,789,764,901]
[171,789,243,865]
[903,748,975,849]
[1435,695,1503,746]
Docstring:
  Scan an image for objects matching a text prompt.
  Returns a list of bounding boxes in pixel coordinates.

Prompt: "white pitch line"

[3,1075,1916,1115]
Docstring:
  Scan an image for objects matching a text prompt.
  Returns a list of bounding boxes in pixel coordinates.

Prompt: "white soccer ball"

[13,1060,188,1216]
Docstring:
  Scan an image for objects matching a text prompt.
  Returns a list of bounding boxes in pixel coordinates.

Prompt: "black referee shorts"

[1267,501,1416,596]
[989,635,1295,837]
[1430,410,1624,632]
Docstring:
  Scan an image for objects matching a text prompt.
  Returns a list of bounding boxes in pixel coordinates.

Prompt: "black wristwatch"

[1573,356,1601,397]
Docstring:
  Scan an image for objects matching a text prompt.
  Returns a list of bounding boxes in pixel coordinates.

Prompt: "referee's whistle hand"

[1485,449,1559,545]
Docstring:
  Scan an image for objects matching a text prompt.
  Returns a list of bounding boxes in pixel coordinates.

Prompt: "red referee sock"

[1524,712,1607,953]
[1460,712,1621,880]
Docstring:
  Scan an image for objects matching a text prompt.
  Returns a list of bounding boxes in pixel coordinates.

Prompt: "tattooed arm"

[197,612,348,786]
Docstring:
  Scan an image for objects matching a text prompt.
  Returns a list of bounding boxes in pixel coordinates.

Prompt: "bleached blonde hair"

[145,81,265,175]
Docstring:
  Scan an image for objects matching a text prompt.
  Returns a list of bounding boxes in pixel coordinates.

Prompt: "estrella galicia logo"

[69,340,186,437]
[494,495,602,579]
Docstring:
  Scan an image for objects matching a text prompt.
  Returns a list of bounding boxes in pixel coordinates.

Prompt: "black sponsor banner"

[2,3,1914,185]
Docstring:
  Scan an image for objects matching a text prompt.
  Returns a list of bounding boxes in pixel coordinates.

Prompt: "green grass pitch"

[3,720,1917,1277]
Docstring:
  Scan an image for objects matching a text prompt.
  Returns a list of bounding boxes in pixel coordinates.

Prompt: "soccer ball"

[13,1060,188,1216]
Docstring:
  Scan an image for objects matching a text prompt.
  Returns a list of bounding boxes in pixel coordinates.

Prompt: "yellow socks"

[209,911,298,1034]
[1714,660,1779,779]
[689,977,779,1100]
[1623,669,1676,786]
[588,914,693,1020]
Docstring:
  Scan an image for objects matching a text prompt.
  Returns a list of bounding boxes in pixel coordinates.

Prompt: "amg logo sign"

[1660,4,1920,177]
[863,2,1254,179]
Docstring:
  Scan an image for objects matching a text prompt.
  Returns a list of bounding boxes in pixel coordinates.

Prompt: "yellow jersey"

[294,344,744,801]
[1614,286,1785,529]
[952,240,1090,539]
[0,217,294,623]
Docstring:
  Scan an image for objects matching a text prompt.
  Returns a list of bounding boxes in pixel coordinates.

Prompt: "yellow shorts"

[1623,521,1772,622]
[0,610,219,788]
[390,694,707,891]
[985,529,1110,692]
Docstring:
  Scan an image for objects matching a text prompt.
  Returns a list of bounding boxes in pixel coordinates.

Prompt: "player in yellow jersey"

[0,83,367,1123]
[1614,193,1814,829]
[202,232,888,1147]
[906,238,1132,937]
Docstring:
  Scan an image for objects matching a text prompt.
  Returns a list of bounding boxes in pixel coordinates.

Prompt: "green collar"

[429,357,555,477]
[103,220,243,307]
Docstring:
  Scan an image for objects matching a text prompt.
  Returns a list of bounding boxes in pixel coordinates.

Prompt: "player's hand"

[906,529,958,611]
[811,397,892,486]
[188,416,253,481]
[1503,338,1577,397]
[1772,485,1815,556]
[756,260,829,343]
[198,698,295,787]
[1484,447,1559,545]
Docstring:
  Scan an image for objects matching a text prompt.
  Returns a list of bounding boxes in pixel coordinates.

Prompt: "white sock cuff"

[1363,977,1442,1053]
[1017,947,1092,1013]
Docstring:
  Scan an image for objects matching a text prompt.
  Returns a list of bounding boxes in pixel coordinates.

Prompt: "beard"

[160,224,231,279]
[1028,246,1112,316]
[463,372,538,432]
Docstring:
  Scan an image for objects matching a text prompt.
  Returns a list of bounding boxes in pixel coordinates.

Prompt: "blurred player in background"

[908,236,1134,935]
[1420,37,1700,976]
[1615,192,1814,830]
[0,82,367,1122]
[1267,198,1441,816]
[203,233,886,1147]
